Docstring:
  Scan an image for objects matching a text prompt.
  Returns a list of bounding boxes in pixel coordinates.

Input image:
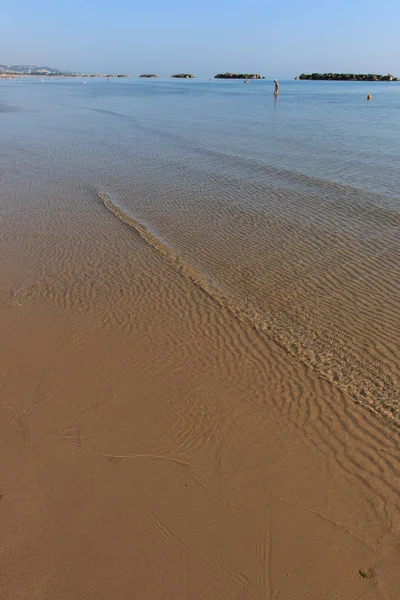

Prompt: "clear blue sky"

[1,0,399,77]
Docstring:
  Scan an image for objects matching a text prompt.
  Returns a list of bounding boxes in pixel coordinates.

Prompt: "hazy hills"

[0,64,61,75]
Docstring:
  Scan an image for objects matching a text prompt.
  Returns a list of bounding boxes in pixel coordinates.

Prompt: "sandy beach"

[1,168,400,599]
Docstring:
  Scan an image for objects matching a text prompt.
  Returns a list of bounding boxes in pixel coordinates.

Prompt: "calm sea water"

[1,77,400,196]
[1,77,400,415]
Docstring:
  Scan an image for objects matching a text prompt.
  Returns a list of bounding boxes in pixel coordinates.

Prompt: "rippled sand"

[1,169,399,599]
[99,175,400,428]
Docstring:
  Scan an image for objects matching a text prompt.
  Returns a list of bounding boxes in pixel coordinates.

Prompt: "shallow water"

[2,76,400,600]
[1,76,399,423]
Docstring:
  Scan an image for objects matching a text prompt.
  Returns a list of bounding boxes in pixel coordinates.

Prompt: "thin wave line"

[98,191,400,430]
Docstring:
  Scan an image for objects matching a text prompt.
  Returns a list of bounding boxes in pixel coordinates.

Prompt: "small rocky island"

[298,72,399,81]
[140,74,158,78]
[215,72,264,79]
[171,73,195,78]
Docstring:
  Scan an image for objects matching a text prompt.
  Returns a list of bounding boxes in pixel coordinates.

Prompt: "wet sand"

[1,181,399,599]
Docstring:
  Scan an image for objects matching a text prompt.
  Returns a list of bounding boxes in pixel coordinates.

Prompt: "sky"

[1,0,400,77]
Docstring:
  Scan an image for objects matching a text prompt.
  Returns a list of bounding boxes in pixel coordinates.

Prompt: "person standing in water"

[274,79,279,96]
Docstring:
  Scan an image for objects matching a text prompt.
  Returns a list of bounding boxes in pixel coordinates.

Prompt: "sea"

[1,77,399,419]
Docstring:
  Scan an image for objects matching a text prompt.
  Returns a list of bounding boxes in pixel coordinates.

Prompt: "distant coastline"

[2,65,400,83]
[0,65,267,80]
[297,72,399,81]
[0,64,61,75]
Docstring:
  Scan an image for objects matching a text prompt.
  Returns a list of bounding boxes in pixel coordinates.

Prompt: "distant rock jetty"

[298,73,399,82]
[140,74,158,78]
[171,74,195,78]
[214,73,265,79]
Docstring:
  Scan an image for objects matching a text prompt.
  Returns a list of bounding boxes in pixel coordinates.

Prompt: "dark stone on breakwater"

[171,74,195,78]
[214,73,265,79]
[298,72,399,81]
[140,74,158,78]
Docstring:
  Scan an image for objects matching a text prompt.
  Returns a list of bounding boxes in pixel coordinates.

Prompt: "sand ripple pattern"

[99,187,400,429]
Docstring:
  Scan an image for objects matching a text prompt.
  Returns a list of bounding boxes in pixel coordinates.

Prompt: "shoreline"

[1,168,399,598]
[0,79,399,599]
